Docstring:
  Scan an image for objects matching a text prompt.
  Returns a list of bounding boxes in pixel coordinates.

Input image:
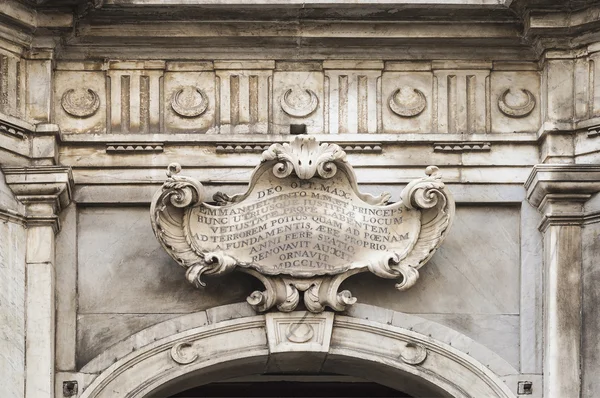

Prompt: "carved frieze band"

[53,61,542,134]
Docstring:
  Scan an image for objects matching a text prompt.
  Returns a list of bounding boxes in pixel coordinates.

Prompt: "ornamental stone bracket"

[2,166,74,233]
[151,135,455,313]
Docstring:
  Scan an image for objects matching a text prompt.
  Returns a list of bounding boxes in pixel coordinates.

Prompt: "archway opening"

[168,375,414,397]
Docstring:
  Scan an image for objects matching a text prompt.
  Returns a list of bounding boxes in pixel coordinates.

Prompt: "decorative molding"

[0,122,27,139]
[106,143,164,153]
[61,88,101,118]
[433,142,491,152]
[0,112,35,139]
[388,87,427,117]
[170,86,209,118]
[77,311,516,398]
[498,89,536,118]
[151,136,455,313]
[587,125,600,138]
[215,142,382,154]
[0,207,26,225]
[280,89,319,118]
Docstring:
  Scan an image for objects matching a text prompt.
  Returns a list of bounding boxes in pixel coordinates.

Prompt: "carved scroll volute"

[261,136,347,180]
[150,163,237,288]
[394,165,455,290]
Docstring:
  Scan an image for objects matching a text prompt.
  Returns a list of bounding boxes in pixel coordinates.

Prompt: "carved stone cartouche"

[150,136,455,313]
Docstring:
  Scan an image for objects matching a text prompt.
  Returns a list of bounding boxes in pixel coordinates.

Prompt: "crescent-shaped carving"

[171,87,209,118]
[280,89,319,118]
[498,88,536,118]
[389,88,427,118]
[61,88,100,118]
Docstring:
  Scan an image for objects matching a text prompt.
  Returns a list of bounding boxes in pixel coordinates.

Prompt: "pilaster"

[525,164,600,398]
[2,165,73,398]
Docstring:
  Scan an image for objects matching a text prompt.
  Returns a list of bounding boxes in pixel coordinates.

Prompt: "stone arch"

[78,303,517,398]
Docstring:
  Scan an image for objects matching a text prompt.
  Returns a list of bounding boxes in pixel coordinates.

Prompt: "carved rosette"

[150,136,455,313]
[61,88,100,118]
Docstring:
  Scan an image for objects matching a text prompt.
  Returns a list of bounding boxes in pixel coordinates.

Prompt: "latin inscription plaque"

[151,136,455,312]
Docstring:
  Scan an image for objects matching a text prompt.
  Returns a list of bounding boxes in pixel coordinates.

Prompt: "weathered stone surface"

[344,205,520,314]
[76,313,181,368]
[77,207,260,314]
[582,222,600,398]
[0,220,26,398]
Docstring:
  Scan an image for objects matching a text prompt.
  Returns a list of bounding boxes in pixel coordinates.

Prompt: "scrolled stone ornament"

[151,136,455,313]
[185,252,238,288]
[61,88,100,118]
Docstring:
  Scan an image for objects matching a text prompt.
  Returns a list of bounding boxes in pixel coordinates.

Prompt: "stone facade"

[1,0,600,397]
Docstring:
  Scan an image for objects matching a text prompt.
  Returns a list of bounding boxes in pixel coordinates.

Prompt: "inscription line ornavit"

[151,136,455,313]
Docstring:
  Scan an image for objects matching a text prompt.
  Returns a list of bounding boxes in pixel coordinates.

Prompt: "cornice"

[1,166,74,233]
[525,164,600,208]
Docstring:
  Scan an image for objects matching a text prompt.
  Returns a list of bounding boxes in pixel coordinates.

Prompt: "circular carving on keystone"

[171,86,209,118]
[498,88,536,118]
[170,342,199,365]
[285,322,314,343]
[280,88,319,118]
[389,87,427,117]
[61,88,100,118]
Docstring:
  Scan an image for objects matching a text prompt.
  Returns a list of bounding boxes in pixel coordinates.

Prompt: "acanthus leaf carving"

[497,88,536,118]
[171,86,209,118]
[61,88,100,118]
[151,136,455,313]
[280,88,319,118]
[389,87,427,118]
